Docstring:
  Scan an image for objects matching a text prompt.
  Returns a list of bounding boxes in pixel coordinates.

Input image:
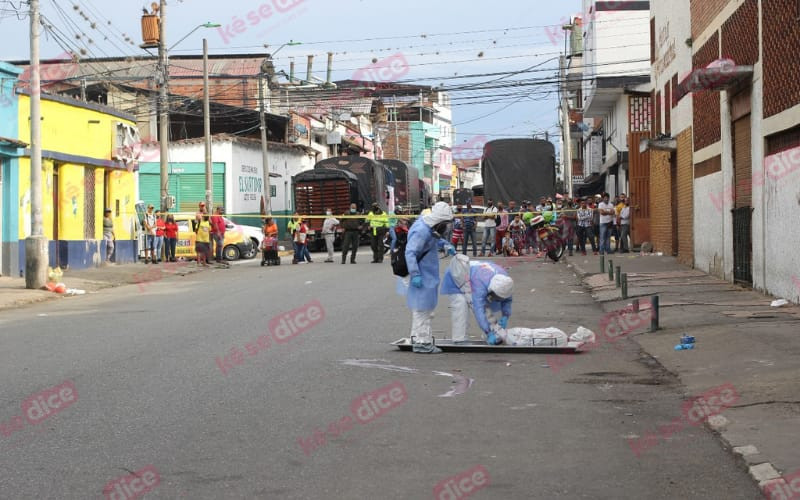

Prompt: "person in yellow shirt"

[195,215,212,266]
[366,202,389,263]
[614,193,627,253]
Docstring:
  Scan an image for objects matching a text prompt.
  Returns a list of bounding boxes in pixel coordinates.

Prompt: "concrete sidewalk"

[0,260,206,312]
[566,251,800,494]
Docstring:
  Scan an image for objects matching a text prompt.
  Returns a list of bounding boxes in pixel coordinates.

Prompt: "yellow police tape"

[194,209,582,220]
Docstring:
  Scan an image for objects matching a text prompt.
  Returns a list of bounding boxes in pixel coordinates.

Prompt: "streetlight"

[259,40,302,218]
[265,40,302,58]
[170,22,221,51]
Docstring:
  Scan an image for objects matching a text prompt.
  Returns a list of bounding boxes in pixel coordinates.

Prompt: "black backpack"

[391,231,410,277]
[391,231,431,277]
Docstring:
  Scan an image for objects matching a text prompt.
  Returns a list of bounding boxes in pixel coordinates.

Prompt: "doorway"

[731,88,753,285]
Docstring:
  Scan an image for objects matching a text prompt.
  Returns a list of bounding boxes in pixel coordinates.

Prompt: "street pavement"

[0,249,764,499]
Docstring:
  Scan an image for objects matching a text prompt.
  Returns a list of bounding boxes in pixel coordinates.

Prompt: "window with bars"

[629,95,652,132]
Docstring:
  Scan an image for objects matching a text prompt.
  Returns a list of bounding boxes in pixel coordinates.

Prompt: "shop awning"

[640,136,677,153]
[677,59,754,99]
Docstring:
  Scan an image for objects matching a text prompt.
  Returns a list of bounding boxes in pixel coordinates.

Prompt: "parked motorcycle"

[529,215,565,262]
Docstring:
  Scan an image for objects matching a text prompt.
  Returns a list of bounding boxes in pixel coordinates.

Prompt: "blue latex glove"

[487,332,502,345]
[411,275,424,288]
[499,316,509,329]
[444,244,456,256]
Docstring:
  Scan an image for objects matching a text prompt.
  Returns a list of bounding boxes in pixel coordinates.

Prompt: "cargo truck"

[381,159,420,213]
[292,156,394,250]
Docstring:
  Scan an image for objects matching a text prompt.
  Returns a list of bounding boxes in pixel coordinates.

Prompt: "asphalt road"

[0,248,763,499]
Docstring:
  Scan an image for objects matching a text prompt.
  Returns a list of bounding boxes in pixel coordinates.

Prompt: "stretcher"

[391,337,584,353]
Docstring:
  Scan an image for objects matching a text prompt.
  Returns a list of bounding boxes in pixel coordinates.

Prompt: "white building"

[139,135,315,235]
[581,0,652,197]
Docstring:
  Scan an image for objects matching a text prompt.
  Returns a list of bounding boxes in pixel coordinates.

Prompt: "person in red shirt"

[154,211,167,263]
[164,214,179,262]
[293,218,312,264]
[210,206,226,263]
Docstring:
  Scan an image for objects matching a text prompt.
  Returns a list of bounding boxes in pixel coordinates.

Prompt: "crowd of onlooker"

[276,192,633,266]
[123,193,631,267]
[448,193,631,258]
[131,202,227,266]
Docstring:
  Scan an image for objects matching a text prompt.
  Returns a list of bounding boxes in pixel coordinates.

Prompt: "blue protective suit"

[441,261,513,333]
[404,217,448,311]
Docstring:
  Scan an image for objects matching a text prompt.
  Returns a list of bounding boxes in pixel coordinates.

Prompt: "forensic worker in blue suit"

[404,201,456,353]
[441,256,514,345]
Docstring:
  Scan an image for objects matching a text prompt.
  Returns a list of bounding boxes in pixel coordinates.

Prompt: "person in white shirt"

[597,192,615,255]
[481,199,498,256]
[618,198,631,253]
[322,209,340,263]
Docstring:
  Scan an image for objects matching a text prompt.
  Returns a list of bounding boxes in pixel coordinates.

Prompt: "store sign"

[236,164,264,213]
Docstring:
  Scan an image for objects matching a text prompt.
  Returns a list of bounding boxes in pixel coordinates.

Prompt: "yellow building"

[14,92,139,271]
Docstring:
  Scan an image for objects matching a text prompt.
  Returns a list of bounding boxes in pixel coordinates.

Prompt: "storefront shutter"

[139,173,161,209]
[174,174,225,212]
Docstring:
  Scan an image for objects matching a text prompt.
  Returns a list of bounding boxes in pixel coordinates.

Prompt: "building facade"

[6,91,139,274]
[646,0,694,263]
[581,0,652,225]
[0,62,25,277]
[686,0,800,302]
[140,135,315,237]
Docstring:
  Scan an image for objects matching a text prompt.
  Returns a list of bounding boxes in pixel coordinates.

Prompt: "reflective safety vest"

[367,211,389,235]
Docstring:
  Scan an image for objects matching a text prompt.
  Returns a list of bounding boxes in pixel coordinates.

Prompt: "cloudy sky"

[0,0,582,156]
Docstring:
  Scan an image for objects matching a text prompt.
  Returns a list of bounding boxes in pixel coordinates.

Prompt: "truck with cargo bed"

[292,156,394,250]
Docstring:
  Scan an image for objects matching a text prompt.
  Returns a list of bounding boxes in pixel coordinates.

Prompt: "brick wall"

[676,128,694,266]
[721,0,759,66]
[763,0,800,118]
[649,149,675,255]
[378,123,412,164]
[691,0,733,40]
[693,32,721,151]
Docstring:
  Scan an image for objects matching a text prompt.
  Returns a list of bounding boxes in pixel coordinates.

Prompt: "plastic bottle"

[674,343,695,351]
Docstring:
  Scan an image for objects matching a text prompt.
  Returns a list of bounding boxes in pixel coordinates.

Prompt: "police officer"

[341,204,362,264]
[367,202,389,263]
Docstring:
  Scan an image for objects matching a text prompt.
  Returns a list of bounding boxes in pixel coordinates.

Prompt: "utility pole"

[560,54,574,198]
[26,0,47,289]
[259,60,272,216]
[203,38,212,213]
[158,0,169,212]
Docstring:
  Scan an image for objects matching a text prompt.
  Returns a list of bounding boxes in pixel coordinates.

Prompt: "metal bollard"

[608,259,614,281]
[600,255,605,273]
[621,273,628,299]
[615,266,622,288]
[650,295,660,332]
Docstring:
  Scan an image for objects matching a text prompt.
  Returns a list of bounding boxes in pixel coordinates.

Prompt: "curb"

[563,255,591,279]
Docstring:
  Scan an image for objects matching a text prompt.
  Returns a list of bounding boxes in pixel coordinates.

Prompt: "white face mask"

[326,211,332,216]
